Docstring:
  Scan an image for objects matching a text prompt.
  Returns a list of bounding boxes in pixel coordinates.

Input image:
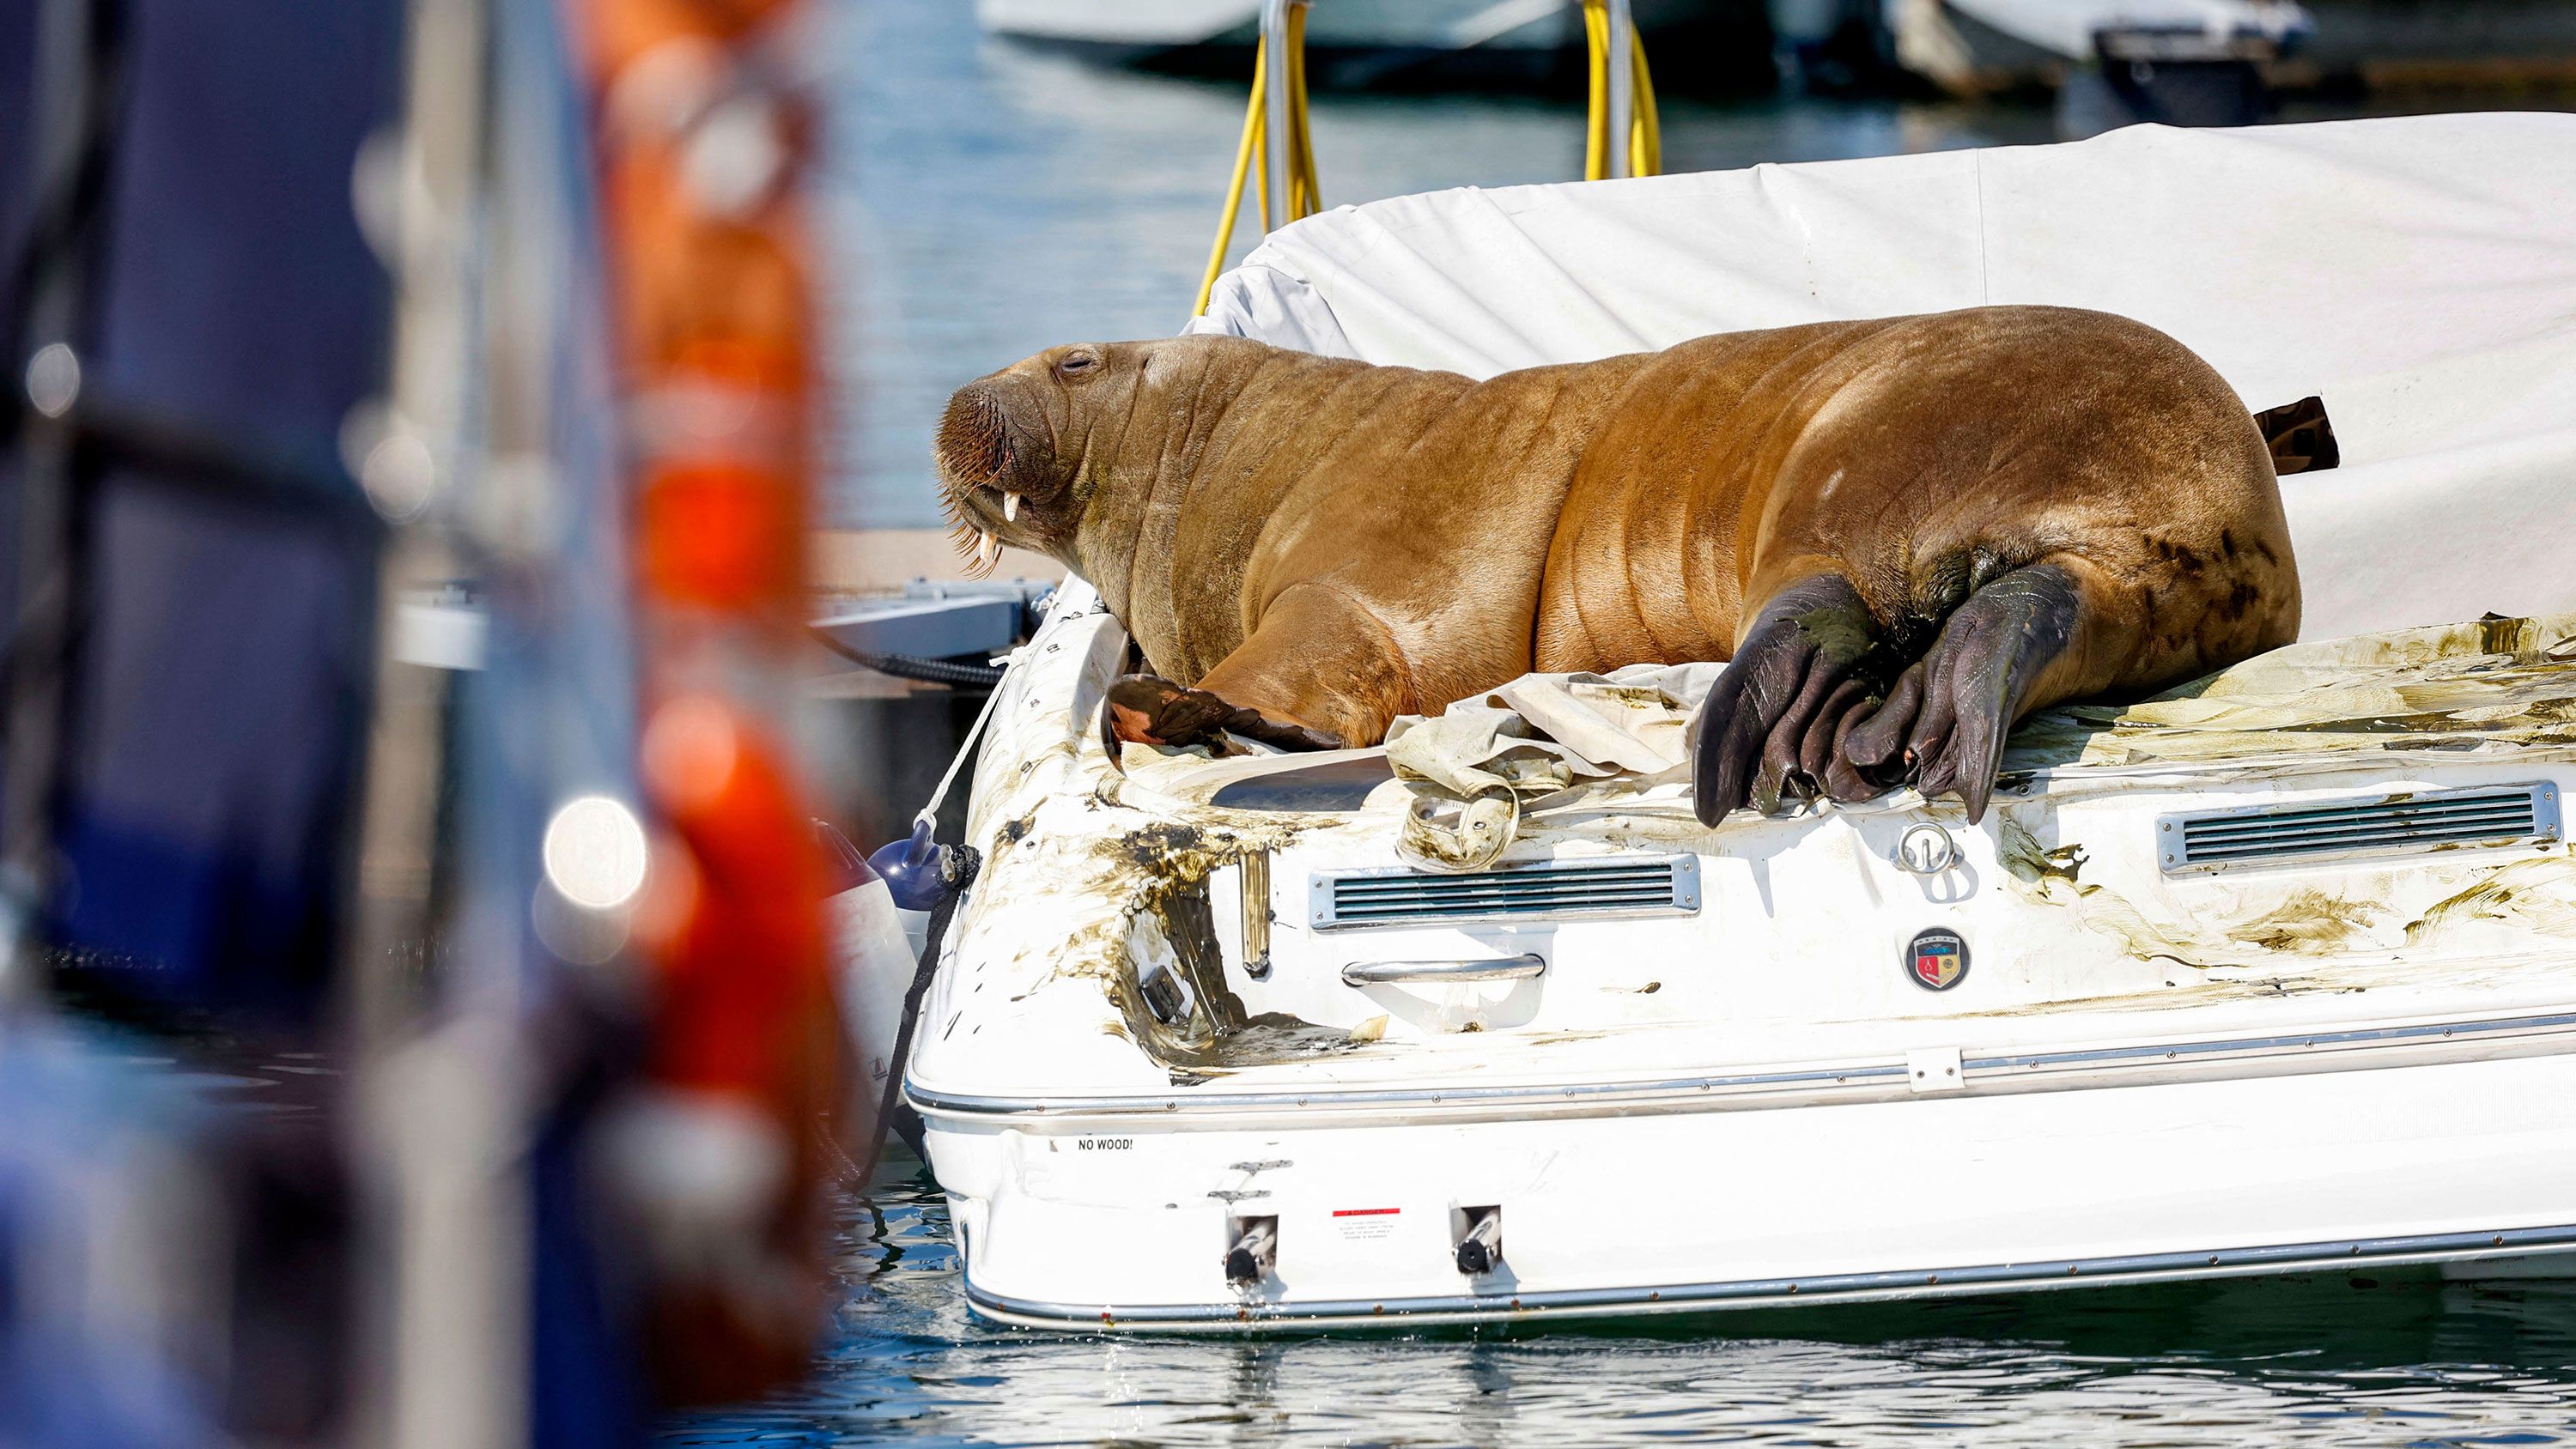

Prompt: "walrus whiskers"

[936,389,1023,579]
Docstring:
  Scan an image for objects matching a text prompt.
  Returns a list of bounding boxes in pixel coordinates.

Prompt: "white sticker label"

[1334,1208,1400,1241]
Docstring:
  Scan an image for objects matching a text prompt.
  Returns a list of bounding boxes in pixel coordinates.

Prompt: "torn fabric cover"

[1383,662,1719,799]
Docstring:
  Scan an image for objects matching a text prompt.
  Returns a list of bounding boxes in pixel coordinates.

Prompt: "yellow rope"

[1194,46,1267,317]
[1583,2,1609,180]
[1193,5,1322,318]
[1286,4,1319,221]
[1199,2,1645,317]
[1631,27,1661,177]
[1582,0,1660,182]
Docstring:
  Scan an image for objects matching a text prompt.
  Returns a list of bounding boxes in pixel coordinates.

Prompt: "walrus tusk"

[976,530,998,567]
[1003,493,1019,523]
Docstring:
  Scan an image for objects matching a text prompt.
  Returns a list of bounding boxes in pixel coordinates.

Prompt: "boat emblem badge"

[1905,928,1969,991]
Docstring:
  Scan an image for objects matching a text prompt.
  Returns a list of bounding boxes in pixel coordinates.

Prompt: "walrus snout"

[935,383,1020,494]
[936,375,1066,572]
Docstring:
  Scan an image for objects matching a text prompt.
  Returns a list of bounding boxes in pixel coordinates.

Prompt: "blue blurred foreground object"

[2,0,864,1438]
[1,0,400,1435]
[4,0,397,1028]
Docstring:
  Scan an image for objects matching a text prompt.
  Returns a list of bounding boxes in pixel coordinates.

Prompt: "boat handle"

[1341,954,1546,986]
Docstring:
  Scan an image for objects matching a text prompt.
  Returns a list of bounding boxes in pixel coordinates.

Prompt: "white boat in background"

[978,0,1746,82]
[1878,0,2576,128]
[912,112,2576,1330]
[1874,0,2311,130]
[981,0,1587,52]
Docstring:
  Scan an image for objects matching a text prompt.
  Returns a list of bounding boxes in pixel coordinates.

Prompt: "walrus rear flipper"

[1694,565,2088,828]
[1689,576,1880,827]
[1874,564,2084,824]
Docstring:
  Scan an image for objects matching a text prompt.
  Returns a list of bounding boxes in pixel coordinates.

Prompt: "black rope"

[807,627,1005,689]
[854,846,979,1191]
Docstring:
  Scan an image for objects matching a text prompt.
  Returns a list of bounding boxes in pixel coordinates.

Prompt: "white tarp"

[1189,113,2576,643]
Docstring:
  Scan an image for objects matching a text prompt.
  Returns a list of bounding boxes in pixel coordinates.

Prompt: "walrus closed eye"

[936,307,2301,826]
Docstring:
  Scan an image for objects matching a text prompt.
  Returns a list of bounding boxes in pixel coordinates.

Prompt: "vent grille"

[2160,783,2559,874]
[1311,855,1700,931]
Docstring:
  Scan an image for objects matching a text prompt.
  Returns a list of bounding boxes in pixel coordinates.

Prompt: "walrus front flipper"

[1868,563,2085,824]
[1104,674,1343,755]
[1689,575,1878,827]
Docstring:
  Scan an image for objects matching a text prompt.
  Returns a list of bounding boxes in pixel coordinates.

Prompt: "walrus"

[934,306,2300,825]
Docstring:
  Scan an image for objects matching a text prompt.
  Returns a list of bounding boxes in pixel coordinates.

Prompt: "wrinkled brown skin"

[936,306,2300,823]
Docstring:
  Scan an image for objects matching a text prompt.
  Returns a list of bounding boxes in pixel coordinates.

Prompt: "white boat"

[1873,0,2313,131]
[978,0,1735,76]
[1881,0,2576,111]
[908,112,2576,1330]
[1885,0,2312,82]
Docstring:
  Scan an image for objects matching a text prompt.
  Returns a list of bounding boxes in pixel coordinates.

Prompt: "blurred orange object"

[636,694,833,1104]
[639,459,800,612]
[574,0,842,1406]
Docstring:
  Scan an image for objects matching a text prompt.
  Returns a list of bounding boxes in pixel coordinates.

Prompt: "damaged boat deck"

[920,603,2576,1091]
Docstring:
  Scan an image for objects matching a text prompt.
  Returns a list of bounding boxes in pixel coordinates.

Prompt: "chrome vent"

[2160,783,2559,875]
[1310,855,1699,931]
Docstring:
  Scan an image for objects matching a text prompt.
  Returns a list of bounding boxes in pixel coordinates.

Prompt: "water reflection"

[665,1167,2576,1446]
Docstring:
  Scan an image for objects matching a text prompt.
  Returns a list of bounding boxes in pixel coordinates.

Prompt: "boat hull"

[920,1035,2576,1330]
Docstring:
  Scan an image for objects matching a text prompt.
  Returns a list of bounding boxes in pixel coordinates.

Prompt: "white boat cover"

[1188,113,2576,643]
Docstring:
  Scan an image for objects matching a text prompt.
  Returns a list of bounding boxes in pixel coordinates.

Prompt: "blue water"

[665,1162,2576,1446]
